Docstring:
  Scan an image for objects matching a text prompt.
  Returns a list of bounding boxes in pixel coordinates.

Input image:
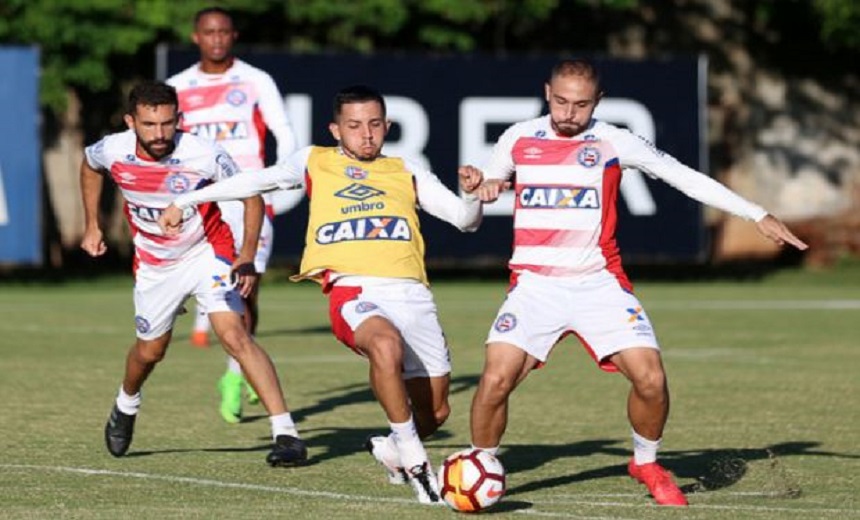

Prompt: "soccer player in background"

[80,81,306,467]
[158,85,484,505]
[467,58,808,506]
[167,6,301,423]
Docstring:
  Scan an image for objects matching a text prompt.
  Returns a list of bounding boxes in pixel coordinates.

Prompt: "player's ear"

[384,119,392,135]
[328,121,341,142]
[544,82,551,103]
[177,111,184,129]
[123,113,134,130]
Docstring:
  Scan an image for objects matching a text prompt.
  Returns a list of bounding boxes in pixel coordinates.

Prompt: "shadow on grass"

[492,440,858,498]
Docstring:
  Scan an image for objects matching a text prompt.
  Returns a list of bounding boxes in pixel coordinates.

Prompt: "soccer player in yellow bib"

[159,85,484,505]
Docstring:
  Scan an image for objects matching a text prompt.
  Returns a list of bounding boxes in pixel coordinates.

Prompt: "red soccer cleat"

[628,459,688,506]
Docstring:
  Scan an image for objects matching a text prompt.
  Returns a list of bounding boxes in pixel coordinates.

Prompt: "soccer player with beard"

[80,81,306,467]
[466,58,807,506]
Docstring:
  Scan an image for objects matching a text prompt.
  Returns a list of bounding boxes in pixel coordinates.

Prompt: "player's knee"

[479,370,517,403]
[364,333,403,370]
[134,341,167,364]
[632,368,667,401]
[434,401,451,427]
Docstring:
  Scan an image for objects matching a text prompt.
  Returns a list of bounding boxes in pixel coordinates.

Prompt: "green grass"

[0,267,858,519]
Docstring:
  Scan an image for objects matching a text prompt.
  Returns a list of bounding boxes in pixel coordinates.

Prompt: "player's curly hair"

[127,81,178,115]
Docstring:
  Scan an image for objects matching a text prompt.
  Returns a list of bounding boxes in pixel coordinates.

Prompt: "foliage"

[0,0,857,116]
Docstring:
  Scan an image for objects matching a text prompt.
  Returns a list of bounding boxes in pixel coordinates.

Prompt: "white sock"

[116,386,141,415]
[270,413,299,440]
[226,356,242,375]
[193,306,210,333]
[390,416,427,470]
[471,444,500,456]
[632,430,661,465]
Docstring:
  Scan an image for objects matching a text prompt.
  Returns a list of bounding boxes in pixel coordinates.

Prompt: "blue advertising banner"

[160,49,707,265]
[0,47,41,265]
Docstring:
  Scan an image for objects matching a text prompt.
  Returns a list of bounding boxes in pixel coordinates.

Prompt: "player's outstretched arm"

[755,214,808,250]
[79,159,107,257]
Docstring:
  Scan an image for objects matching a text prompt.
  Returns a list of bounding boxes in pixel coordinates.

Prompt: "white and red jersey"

[484,115,767,289]
[84,130,239,269]
[167,58,297,170]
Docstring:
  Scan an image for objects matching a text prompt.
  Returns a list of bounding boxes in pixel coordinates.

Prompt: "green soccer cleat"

[218,371,243,424]
[244,377,260,405]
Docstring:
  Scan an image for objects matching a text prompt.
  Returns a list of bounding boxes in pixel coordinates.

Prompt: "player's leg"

[209,310,307,466]
[106,264,189,457]
[405,375,450,438]
[217,279,260,424]
[470,342,539,452]
[571,273,685,506]
[609,348,686,505]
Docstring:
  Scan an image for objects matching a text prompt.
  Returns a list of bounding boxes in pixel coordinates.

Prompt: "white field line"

[2,464,857,518]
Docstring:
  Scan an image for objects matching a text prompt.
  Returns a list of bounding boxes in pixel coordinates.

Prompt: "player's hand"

[458,165,484,193]
[80,227,107,257]
[755,214,808,250]
[475,179,512,203]
[231,261,259,299]
[158,204,184,235]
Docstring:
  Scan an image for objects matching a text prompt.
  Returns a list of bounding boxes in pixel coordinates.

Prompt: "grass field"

[0,266,858,519]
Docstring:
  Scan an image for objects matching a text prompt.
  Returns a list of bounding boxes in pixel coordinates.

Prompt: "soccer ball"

[438,449,506,512]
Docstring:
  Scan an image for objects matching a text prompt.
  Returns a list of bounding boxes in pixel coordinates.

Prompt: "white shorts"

[219,200,274,274]
[486,270,659,371]
[329,279,451,379]
[133,250,245,340]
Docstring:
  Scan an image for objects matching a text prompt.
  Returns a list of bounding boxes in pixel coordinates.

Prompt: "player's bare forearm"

[240,195,264,260]
[79,159,108,256]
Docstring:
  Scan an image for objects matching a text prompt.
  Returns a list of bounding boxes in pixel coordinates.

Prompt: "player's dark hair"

[194,6,234,28]
[550,58,602,92]
[127,81,178,115]
[333,85,386,120]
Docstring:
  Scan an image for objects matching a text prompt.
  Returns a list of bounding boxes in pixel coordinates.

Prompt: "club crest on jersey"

[534,130,547,139]
[135,316,150,334]
[494,313,517,332]
[335,183,385,201]
[519,186,600,209]
[226,89,247,106]
[316,216,411,244]
[577,146,601,167]
[166,173,191,194]
[355,301,379,313]
[344,165,369,180]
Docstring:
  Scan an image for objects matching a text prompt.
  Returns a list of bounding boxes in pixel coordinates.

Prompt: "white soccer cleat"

[407,461,443,505]
[365,435,408,485]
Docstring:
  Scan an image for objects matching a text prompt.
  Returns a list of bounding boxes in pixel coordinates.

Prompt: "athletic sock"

[116,386,141,415]
[270,413,299,440]
[471,444,500,456]
[390,416,428,470]
[226,356,242,375]
[632,430,660,465]
[193,306,209,333]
